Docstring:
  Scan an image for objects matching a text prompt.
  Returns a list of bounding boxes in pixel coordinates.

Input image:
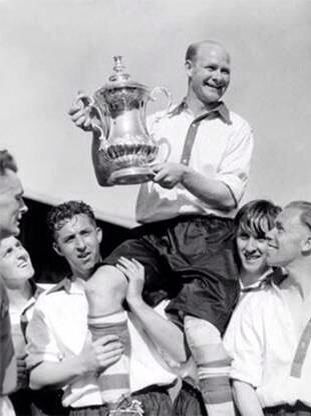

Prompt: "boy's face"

[0,236,34,290]
[53,213,102,280]
[236,227,270,275]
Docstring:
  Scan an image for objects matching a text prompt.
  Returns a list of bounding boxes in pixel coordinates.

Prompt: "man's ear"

[96,227,103,244]
[185,59,193,78]
[302,236,311,255]
[53,242,63,257]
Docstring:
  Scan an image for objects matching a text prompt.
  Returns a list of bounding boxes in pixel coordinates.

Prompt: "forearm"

[181,167,236,210]
[128,298,187,363]
[30,355,88,390]
[232,380,264,416]
[91,132,113,187]
[2,355,17,395]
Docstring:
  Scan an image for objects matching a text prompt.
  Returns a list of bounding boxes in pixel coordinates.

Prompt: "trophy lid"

[102,56,149,92]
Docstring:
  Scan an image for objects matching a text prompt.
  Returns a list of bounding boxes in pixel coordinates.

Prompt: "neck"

[285,260,311,300]
[240,267,269,287]
[7,281,32,308]
[185,90,221,117]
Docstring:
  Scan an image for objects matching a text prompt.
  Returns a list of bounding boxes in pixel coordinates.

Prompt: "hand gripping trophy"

[76,56,172,185]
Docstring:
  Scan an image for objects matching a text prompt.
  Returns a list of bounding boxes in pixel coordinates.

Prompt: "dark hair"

[185,40,227,62]
[285,201,311,231]
[0,150,18,175]
[47,200,96,240]
[235,199,281,239]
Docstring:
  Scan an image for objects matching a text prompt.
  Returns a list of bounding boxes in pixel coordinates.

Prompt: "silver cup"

[77,56,171,185]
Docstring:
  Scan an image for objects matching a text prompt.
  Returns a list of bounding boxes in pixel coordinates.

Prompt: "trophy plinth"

[77,56,171,185]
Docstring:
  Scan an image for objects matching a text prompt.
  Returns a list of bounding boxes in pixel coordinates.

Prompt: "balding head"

[185,40,230,64]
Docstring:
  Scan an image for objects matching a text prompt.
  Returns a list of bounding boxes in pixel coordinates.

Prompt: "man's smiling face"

[266,207,311,268]
[186,43,231,107]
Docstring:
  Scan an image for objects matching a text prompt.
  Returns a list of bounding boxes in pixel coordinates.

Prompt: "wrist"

[126,296,145,310]
[75,353,96,376]
[180,165,192,184]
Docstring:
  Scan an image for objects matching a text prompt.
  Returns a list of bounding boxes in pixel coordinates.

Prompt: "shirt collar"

[239,267,287,293]
[239,269,273,293]
[46,276,84,295]
[168,98,231,124]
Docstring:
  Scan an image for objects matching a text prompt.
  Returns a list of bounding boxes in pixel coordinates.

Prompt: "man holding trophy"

[69,40,254,416]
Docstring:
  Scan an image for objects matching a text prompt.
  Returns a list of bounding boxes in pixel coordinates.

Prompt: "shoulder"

[236,286,276,318]
[34,278,70,309]
[228,110,253,131]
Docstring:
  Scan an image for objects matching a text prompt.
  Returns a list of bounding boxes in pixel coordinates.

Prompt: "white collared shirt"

[136,105,254,223]
[26,278,177,408]
[224,281,311,408]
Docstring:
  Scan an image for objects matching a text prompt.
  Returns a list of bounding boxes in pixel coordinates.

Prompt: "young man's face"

[236,228,270,275]
[53,213,102,279]
[266,207,310,268]
[186,43,231,107]
[0,236,34,290]
[0,169,27,239]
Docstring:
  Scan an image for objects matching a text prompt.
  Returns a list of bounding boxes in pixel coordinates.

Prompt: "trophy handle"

[148,86,172,134]
[75,91,108,143]
[153,137,171,164]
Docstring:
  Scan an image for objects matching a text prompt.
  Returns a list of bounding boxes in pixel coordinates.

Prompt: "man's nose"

[211,69,222,82]
[17,247,28,260]
[245,237,257,251]
[75,236,86,250]
[20,198,28,214]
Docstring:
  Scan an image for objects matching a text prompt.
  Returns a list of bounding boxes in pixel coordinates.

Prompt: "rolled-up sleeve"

[25,303,61,371]
[217,121,254,205]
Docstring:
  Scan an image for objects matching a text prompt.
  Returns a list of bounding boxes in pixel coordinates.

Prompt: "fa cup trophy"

[77,56,172,185]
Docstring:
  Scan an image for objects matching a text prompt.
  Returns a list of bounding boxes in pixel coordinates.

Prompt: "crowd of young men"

[1,39,311,416]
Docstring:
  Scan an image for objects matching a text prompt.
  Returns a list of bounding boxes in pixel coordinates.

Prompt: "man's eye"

[3,248,13,257]
[64,237,74,243]
[257,238,267,243]
[238,233,249,240]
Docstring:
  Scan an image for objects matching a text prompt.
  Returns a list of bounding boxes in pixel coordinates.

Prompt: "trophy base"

[108,166,155,185]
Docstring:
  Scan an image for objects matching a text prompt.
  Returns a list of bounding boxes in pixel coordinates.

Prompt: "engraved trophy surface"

[77,56,171,185]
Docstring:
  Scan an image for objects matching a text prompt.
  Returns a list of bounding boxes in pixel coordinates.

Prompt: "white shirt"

[26,278,177,408]
[225,281,311,408]
[223,269,273,356]
[0,396,16,416]
[136,103,254,223]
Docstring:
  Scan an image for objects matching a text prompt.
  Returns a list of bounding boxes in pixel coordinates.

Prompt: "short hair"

[185,40,227,62]
[235,199,282,238]
[0,150,17,175]
[285,201,311,231]
[47,200,96,240]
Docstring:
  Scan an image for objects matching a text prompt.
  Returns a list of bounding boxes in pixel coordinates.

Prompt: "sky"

[1,0,310,226]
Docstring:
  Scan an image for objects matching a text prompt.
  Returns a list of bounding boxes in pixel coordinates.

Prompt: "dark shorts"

[264,402,311,415]
[69,386,172,416]
[173,381,207,416]
[104,215,239,334]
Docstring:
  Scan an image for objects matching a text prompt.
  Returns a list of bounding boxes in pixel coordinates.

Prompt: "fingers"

[97,349,123,369]
[116,257,144,281]
[118,257,143,270]
[93,334,120,347]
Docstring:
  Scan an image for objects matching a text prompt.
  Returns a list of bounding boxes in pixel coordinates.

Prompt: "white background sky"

[1,0,310,226]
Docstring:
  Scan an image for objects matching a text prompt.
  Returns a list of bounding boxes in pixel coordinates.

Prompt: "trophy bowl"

[77,56,171,185]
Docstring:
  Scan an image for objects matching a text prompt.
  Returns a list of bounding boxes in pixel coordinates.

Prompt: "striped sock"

[198,358,233,403]
[184,315,235,416]
[88,311,131,404]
